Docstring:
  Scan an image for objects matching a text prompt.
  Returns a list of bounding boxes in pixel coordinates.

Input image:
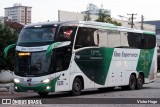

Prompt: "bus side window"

[93,33,99,46]
[140,34,156,49]
[75,28,96,49]
[57,26,76,42]
[94,29,108,47]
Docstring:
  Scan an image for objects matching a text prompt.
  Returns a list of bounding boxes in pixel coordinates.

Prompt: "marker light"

[15,86,18,90]
[18,52,30,56]
[42,79,50,83]
[14,78,20,83]
[46,86,51,90]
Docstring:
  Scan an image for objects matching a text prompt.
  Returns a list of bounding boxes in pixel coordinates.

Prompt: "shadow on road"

[20,87,132,99]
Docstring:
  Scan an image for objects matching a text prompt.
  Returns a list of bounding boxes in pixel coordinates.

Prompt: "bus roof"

[24,21,155,35]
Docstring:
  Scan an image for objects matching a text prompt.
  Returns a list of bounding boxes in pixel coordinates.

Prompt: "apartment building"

[4,3,32,25]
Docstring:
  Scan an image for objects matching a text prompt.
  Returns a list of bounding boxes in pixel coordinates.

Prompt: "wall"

[58,10,155,32]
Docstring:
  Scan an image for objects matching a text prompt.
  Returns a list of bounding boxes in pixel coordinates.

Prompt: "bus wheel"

[38,92,49,97]
[71,78,82,96]
[136,74,144,89]
[128,74,136,90]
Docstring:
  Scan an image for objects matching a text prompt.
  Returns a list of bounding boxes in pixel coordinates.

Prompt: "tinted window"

[57,26,77,42]
[75,27,96,49]
[18,26,56,42]
[128,32,141,48]
[128,32,156,49]
[75,27,156,49]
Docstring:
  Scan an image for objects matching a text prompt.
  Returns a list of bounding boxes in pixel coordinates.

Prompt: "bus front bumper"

[14,77,59,92]
[14,82,54,92]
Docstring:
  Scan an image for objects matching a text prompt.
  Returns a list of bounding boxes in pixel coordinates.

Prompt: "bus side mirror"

[4,44,16,58]
[46,41,71,58]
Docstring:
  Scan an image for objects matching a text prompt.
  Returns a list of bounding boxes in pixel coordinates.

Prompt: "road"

[0,77,160,107]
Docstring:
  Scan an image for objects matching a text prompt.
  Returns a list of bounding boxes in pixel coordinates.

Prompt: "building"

[81,3,111,16]
[4,3,32,25]
[58,10,155,31]
[143,21,160,47]
[58,10,98,22]
[0,16,4,23]
[144,21,160,34]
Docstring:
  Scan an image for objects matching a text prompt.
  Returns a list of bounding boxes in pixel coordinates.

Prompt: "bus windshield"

[18,26,56,42]
[15,51,51,77]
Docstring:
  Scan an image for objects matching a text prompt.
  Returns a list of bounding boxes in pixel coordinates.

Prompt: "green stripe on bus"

[143,31,155,35]
[75,48,114,85]
[97,48,114,85]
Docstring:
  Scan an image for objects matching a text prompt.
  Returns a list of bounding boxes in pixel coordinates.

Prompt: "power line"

[127,13,137,28]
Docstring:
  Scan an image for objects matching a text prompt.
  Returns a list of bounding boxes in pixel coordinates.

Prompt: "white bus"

[4,21,157,96]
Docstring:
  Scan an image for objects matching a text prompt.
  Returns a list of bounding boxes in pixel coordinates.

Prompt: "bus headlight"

[42,79,50,83]
[14,78,20,83]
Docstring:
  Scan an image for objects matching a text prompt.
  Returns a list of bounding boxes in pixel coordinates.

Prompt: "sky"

[0,0,160,23]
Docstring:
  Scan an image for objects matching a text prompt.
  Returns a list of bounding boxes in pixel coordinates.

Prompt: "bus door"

[53,26,77,91]
[53,46,71,91]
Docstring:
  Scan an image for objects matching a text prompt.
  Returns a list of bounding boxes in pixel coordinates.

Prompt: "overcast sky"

[0,0,160,23]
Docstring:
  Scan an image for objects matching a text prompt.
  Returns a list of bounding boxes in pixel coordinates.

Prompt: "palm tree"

[96,9,109,22]
[96,9,121,26]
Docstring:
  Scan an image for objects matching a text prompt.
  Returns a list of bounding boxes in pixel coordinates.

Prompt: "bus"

[4,21,157,96]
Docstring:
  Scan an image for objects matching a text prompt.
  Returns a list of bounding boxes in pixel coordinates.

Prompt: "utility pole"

[127,13,137,28]
[141,15,144,30]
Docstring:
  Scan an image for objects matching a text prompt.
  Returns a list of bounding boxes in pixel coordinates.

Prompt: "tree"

[84,11,91,21]
[0,23,18,71]
[96,9,122,26]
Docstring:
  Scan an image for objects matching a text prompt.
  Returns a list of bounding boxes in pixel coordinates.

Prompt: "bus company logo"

[2,99,11,104]
[140,50,150,70]
[21,48,27,51]
[27,78,32,82]
[91,50,102,56]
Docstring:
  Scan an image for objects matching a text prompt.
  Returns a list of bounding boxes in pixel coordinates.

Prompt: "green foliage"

[95,9,122,26]
[83,11,91,21]
[0,24,18,70]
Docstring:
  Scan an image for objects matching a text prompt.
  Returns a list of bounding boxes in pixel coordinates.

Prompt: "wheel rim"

[130,76,135,89]
[138,76,143,87]
[74,82,80,92]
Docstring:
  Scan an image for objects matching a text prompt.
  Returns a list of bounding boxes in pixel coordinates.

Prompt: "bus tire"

[136,74,144,89]
[38,92,49,97]
[128,74,136,90]
[70,78,82,96]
